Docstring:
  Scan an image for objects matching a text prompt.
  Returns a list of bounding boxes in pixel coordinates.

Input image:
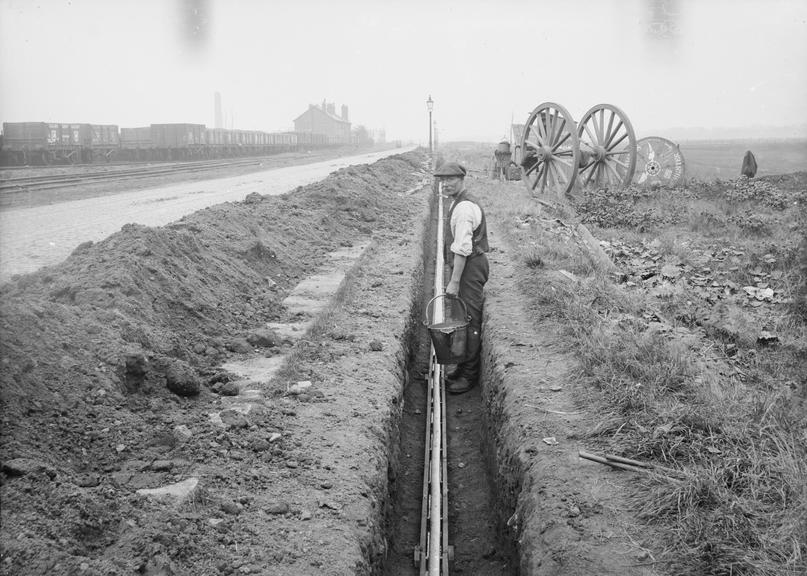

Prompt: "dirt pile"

[0,151,428,575]
[1,155,423,403]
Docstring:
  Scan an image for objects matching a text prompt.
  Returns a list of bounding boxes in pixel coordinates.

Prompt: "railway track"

[0,157,265,193]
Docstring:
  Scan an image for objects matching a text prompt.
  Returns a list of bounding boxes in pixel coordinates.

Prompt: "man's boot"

[445,365,462,380]
[446,327,481,395]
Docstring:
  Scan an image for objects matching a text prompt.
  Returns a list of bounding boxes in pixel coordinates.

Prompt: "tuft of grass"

[523,249,543,269]
[577,327,694,402]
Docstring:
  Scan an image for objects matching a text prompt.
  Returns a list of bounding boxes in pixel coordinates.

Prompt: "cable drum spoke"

[552,132,571,152]
[583,124,597,147]
[549,110,559,145]
[577,103,637,191]
[604,111,616,147]
[607,131,629,152]
[604,160,623,184]
[604,120,624,149]
[579,159,597,174]
[546,111,554,146]
[535,115,546,143]
[551,118,567,147]
[554,156,574,169]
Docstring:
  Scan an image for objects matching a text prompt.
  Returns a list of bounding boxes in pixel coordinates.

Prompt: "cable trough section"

[413,182,453,575]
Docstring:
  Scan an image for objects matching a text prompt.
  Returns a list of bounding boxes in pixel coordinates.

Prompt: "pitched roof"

[293,104,350,125]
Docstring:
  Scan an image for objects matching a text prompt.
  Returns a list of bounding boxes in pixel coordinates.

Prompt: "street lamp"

[426,95,434,153]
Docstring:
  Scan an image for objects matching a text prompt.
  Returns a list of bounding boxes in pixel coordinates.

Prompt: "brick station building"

[293,101,351,145]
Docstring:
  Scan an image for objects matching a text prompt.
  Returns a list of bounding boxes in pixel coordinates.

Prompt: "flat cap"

[434,162,467,178]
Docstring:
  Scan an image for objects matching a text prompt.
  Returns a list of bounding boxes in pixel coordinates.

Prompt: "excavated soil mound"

[0,151,430,575]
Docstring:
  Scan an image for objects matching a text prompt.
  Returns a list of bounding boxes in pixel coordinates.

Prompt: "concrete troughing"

[214,240,374,423]
[267,240,371,340]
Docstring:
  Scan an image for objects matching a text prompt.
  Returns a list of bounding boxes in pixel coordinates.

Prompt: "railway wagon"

[1,120,344,166]
[119,126,153,161]
[1,122,49,165]
[150,123,206,160]
[205,128,235,158]
[232,129,269,156]
[1,122,91,164]
[205,128,279,158]
[283,132,299,151]
[295,131,327,149]
[90,124,120,161]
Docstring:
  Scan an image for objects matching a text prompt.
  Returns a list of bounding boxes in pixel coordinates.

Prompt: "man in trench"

[435,161,490,394]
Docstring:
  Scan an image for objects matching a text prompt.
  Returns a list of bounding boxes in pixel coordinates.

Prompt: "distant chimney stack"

[341,105,349,121]
[326,102,336,116]
[214,92,223,129]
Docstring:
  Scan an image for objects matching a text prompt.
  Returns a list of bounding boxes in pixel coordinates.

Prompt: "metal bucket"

[424,294,470,364]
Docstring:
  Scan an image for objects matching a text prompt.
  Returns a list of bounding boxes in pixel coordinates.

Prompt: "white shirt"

[449,199,482,257]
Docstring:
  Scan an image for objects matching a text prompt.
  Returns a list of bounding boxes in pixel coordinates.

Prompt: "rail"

[0,157,265,193]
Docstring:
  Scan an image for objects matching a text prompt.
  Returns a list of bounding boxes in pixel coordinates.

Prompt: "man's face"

[440,176,464,196]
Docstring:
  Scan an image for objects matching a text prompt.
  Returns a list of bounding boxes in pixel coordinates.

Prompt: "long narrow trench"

[382,190,517,575]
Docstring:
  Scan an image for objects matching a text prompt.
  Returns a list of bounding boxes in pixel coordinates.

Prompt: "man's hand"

[446,279,460,297]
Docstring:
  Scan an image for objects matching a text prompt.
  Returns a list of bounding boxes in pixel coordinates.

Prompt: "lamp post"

[426,95,434,153]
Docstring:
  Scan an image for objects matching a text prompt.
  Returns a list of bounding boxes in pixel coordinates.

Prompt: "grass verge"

[489,178,806,575]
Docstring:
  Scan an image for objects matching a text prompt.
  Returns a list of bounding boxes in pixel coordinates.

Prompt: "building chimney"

[341,105,349,121]
[326,102,336,116]
[214,92,223,129]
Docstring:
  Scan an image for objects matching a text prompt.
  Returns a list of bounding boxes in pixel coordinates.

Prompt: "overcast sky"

[1,0,805,143]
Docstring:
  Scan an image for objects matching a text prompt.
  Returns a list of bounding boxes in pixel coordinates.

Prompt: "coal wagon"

[150,123,206,160]
[119,127,153,161]
[2,122,90,164]
[2,118,346,166]
[89,124,120,161]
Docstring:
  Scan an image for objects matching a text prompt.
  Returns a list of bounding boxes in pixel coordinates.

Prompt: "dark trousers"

[448,254,489,381]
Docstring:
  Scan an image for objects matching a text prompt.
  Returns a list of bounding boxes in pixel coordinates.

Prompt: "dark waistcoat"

[445,190,489,261]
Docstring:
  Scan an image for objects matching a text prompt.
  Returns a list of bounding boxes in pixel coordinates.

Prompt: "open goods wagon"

[1,121,342,166]
[149,123,206,160]
[119,127,153,161]
[0,122,118,165]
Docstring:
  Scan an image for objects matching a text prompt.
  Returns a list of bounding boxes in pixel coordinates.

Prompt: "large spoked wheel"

[519,102,580,197]
[633,136,686,188]
[577,103,636,190]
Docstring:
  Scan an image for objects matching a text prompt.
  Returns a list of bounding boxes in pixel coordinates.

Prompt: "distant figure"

[741,150,758,178]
